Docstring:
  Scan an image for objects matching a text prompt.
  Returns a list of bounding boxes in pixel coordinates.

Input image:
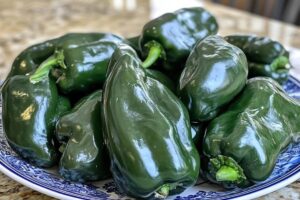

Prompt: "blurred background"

[212,0,300,25]
[0,0,299,80]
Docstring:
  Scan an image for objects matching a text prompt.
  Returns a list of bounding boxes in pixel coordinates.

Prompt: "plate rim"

[0,76,300,200]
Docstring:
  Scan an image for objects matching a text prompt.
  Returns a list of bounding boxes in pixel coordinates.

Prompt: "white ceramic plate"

[1,76,300,200]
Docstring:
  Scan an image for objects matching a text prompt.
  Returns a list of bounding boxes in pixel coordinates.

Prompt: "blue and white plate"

[1,76,300,200]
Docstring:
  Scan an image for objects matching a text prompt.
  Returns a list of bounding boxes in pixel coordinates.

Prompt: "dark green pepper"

[203,77,300,188]
[1,75,61,167]
[126,35,141,54]
[179,35,248,122]
[56,90,110,182]
[30,33,125,95]
[54,96,72,123]
[146,69,175,92]
[139,7,218,71]
[7,39,58,78]
[224,35,291,84]
[106,43,176,92]
[102,44,200,198]
[7,33,112,79]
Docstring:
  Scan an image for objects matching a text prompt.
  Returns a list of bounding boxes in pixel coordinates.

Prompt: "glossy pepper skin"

[102,44,200,199]
[7,33,111,79]
[54,96,72,123]
[146,69,175,92]
[1,75,61,167]
[127,35,141,54]
[30,33,125,95]
[179,35,248,122]
[107,43,176,92]
[139,7,218,71]
[7,39,58,78]
[203,77,300,188]
[225,35,291,84]
[56,90,110,182]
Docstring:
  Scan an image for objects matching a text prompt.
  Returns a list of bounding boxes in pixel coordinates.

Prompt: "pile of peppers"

[1,6,299,199]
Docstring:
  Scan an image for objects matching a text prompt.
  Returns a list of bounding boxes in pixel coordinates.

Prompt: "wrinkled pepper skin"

[56,90,110,182]
[225,35,290,84]
[102,44,200,199]
[139,7,218,71]
[203,77,300,188]
[179,35,248,122]
[1,75,60,167]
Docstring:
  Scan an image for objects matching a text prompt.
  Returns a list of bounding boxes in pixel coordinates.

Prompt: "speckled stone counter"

[0,0,300,199]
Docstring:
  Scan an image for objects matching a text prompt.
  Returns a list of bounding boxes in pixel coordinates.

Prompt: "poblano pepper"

[179,35,248,122]
[29,33,125,94]
[225,35,291,84]
[139,7,218,71]
[7,38,58,78]
[106,43,176,92]
[102,44,200,199]
[127,35,141,54]
[203,77,300,188]
[1,64,70,167]
[56,90,110,182]
[146,69,175,92]
[7,33,113,79]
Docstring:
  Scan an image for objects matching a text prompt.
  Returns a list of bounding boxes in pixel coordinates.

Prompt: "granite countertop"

[0,0,300,199]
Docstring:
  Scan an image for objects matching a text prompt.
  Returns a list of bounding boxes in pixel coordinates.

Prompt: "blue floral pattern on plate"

[0,77,300,200]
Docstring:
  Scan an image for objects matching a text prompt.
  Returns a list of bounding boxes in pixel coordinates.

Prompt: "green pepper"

[8,33,115,79]
[179,35,248,122]
[29,33,125,95]
[127,35,141,54]
[54,96,72,123]
[1,74,64,167]
[203,77,300,188]
[7,39,58,78]
[139,7,218,71]
[56,90,110,182]
[106,42,176,92]
[224,35,291,84]
[102,44,200,198]
[146,69,175,92]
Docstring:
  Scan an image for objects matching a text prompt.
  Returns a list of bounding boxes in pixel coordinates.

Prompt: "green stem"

[142,41,165,68]
[58,144,66,153]
[270,56,290,71]
[209,155,247,185]
[216,166,240,182]
[29,50,66,84]
[154,184,170,199]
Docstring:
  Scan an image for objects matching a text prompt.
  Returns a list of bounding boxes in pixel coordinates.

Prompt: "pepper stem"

[29,50,66,84]
[58,144,66,153]
[142,41,165,68]
[270,56,290,71]
[209,155,247,185]
[216,166,240,182]
[154,184,170,199]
